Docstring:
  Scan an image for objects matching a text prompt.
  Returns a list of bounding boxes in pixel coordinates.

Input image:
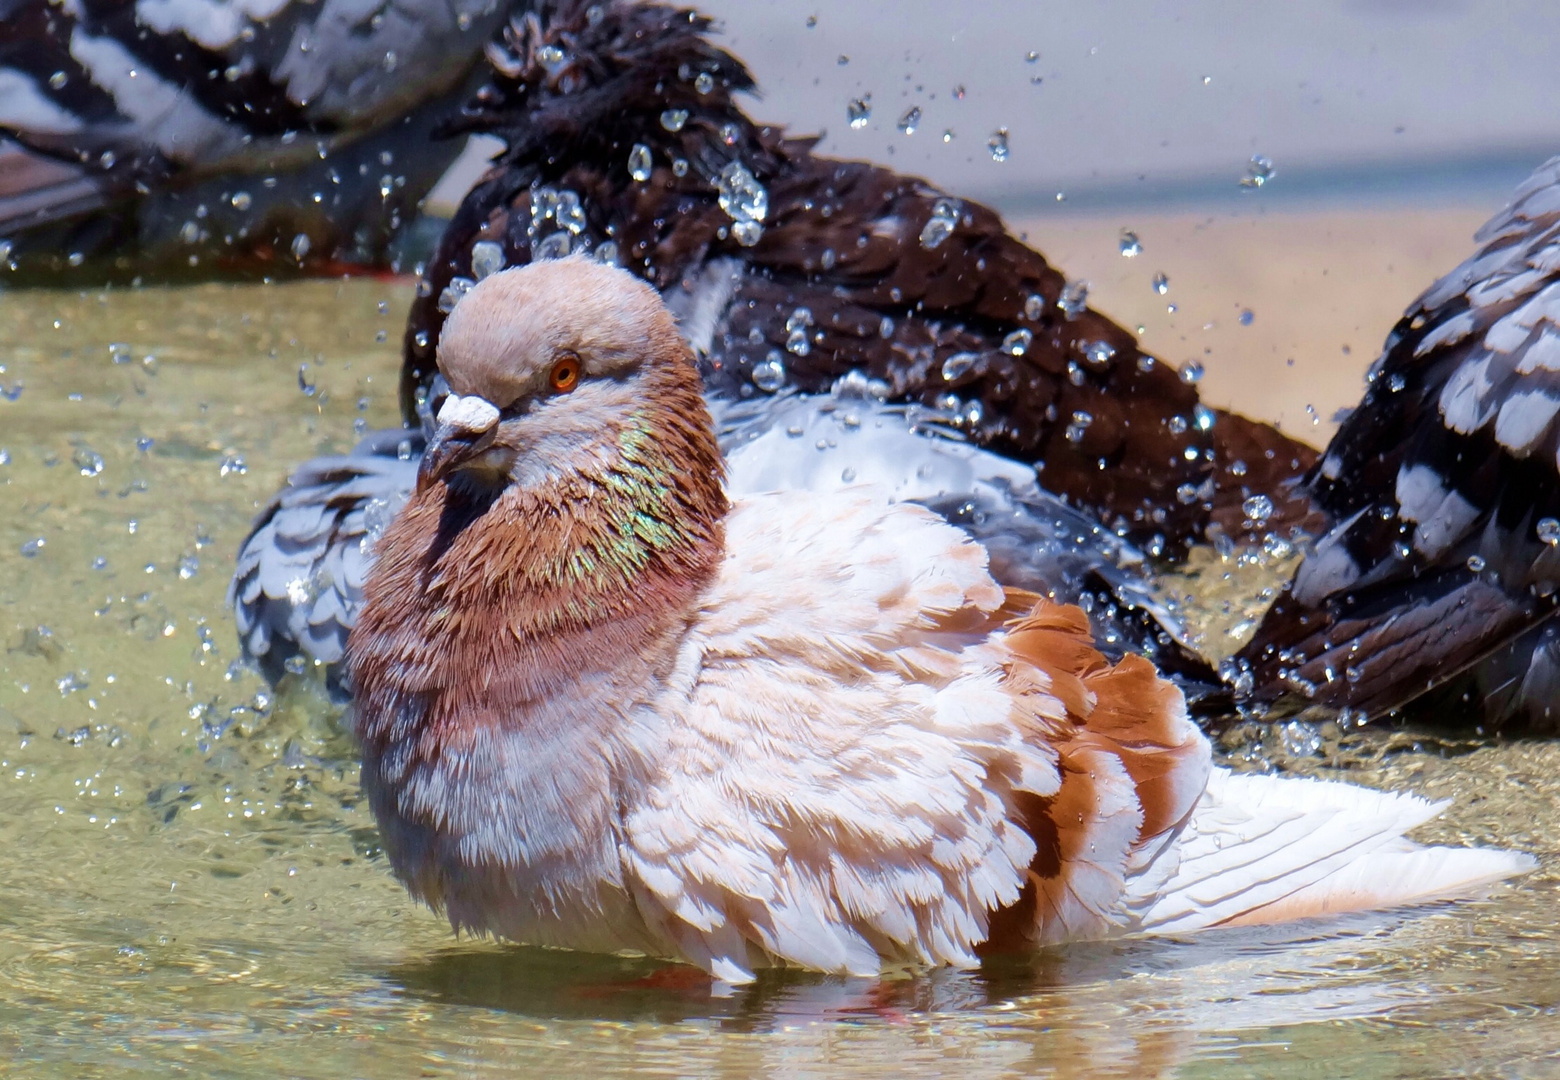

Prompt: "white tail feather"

[1130,768,1535,934]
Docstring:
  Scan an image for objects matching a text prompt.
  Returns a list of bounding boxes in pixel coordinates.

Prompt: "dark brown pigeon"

[396,0,1317,552]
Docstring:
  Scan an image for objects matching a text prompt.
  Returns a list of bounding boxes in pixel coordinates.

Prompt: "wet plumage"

[344,256,1530,979]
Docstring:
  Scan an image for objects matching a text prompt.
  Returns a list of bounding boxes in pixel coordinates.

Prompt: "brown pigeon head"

[352,253,728,722]
[418,254,721,496]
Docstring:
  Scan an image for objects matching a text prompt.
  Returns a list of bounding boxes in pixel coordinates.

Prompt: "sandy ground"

[1011,205,1493,447]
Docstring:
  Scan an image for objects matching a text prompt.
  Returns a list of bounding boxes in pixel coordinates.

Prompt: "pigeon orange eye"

[550,355,580,393]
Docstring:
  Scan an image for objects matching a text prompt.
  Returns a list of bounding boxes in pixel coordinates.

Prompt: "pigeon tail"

[1129,768,1535,933]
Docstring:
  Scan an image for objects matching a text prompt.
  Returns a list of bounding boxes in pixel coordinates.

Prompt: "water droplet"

[1023,294,1044,321]
[290,233,311,260]
[49,71,67,89]
[1242,494,1274,523]
[1467,554,1487,572]
[986,127,1009,162]
[1180,359,1205,384]
[918,198,961,249]
[437,276,474,312]
[1176,483,1198,505]
[72,448,104,476]
[535,233,571,259]
[1026,50,1039,63]
[751,355,786,392]
[841,467,857,483]
[660,108,689,132]
[470,241,505,280]
[694,71,714,94]
[1193,404,1217,431]
[786,328,810,355]
[942,351,979,381]
[1082,340,1116,366]
[20,537,44,557]
[1239,308,1254,326]
[1388,371,1406,392]
[1151,271,1169,295]
[785,307,814,332]
[847,97,871,128]
[179,221,199,244]
[219,453,247,477]
[1167,415,1188,435]
[806,14,817,27]
[1118,230,1141,257]
[730,220,763,247]
[1541,519,1560,546]
[1002,328,1032,356]
[897,106,921,135]
[1240,154,1275,189]
[596,240,619,265]
[716,160,769,230]
[879,316,894,338]
[230,191,252,211]
[553,191,587,234]
[1058,280,1088,320]
[1065,411,1093,443]
[177,554,199,580]
[628,143,652,181]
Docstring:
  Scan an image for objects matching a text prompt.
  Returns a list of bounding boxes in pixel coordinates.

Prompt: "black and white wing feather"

[1236,155,1560,729]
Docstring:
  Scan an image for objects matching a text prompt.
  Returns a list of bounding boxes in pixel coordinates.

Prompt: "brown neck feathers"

[349,356,726,728]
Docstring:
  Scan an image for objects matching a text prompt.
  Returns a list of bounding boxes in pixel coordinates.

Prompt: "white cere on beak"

[437,394,501,433]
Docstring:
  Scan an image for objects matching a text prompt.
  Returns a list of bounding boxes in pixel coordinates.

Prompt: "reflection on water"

[0,281,1556,1078]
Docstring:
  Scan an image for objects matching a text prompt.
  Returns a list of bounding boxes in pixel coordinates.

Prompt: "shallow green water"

[1,282,1558,1079]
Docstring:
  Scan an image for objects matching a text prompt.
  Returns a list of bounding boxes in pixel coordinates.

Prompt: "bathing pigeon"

[0,0,510,279]
[345,256,1531,981]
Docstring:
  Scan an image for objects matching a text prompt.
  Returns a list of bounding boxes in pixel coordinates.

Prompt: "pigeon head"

[419,254,714,494]
[353,252,727,727]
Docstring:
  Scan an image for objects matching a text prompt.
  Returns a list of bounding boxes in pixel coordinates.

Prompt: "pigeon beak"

[418,394,501,493]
